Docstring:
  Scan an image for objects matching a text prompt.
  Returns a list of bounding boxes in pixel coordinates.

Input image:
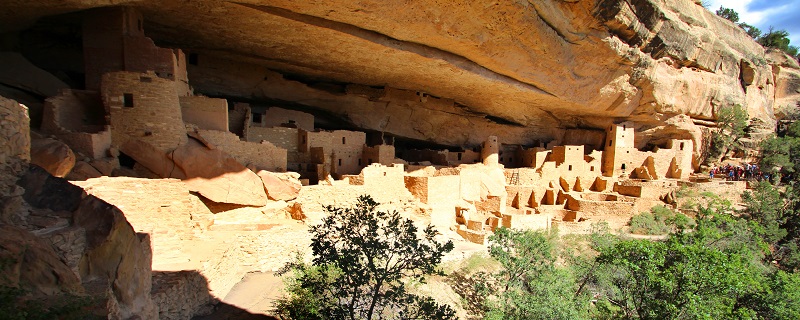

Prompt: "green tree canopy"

[709,104,748,160]
[481,228,589,320]
[739,22,762,39]
[759,27,799,57]
[275,195,456,319]
[716,6,740,23]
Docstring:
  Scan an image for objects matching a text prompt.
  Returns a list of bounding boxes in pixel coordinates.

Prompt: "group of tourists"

[709,163,769,181]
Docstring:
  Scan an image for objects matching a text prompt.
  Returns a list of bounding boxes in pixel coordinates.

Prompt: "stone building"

[41,90,112,159]
[602,122,693,179]
[101,71,187,152]
[180,96,229,132]
[83,7,190,95]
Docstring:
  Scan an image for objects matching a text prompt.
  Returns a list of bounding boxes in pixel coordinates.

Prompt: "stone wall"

[180,96,228,132]
[0,97,30,168]
[151,271,214,320]
[198,129,287,172]
[345,164,409,199]
[101,71,187,151]
[41,90,111,159]
[245,126,298,150]
[362,144,395,166]
[446,149,481,166]
[0,95,29,196]
[228,102,249,137]
[83,7,189,94]
[251,107,314,131]
[300,129,367,176]
[42,90,106,134]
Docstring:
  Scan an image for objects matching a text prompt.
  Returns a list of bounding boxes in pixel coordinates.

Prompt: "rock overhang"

[1,0,798,148]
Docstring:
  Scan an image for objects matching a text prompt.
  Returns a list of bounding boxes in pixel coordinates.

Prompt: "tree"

[760,120,800,176]
[738,22,762,39]
[594,237,765,319]
[480,228,589,319]
[710,105,748,159]
[759,27,799,57]
[275,195,456,320]
[716,6,739,23]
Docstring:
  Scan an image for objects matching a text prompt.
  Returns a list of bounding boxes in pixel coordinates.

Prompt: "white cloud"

[705,0,800,47]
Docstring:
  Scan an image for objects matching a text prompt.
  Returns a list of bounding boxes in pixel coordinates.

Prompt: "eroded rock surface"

[1,0,797,147]
[258,170,301,201]
[171,139,268,206]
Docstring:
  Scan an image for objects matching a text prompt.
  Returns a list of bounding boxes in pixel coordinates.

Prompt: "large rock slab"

[65,161,103,181]
[30,138,74,178]
[257,170,301,201]
[171,139,268,206]
[0,223,83,295]
[16,166,158,319]
[119,139,187,179]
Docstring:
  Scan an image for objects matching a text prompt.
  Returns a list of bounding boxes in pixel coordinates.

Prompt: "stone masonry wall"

[180,96,228,132]
[0,95,29,194]
[42,90,106,133]
[363,144,395,166]
[254,107,314,131]
[101,71,187,151]
[198,129,287,172]
[228,102,249,137]
[41,90,111,159]
[83,7,188,93]
[246,126,299,151]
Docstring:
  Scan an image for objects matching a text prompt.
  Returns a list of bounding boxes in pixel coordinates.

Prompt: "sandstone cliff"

[2,0,799,149]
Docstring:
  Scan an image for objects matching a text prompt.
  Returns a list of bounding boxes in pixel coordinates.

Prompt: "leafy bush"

[275,195,456,320]
[628,206,694,235]
[480,228,589,319]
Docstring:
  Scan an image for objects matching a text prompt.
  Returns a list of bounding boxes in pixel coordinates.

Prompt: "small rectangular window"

[338,159,342,166]
[342,137,346,144]
[568,165,572,171]
[123,93,134,108]
[252,113,262,123]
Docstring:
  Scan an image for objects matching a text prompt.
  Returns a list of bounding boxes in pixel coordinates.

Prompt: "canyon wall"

[2,0,799,149]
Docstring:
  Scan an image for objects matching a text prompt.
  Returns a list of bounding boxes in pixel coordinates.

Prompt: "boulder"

[257,170,301,201]
[30,138,75,177]
[18,165,83,212]
[66,161,103,181]
[119,139,186,179]
[171,139,268,206]
[0,224,83,295]
[287,202,305,221]
[16,166,157,319]
[88,157,119,176]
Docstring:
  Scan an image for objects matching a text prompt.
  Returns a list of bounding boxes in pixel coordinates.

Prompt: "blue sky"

[706,0,800,46]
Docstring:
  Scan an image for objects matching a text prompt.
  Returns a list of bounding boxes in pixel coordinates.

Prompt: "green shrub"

[629,206,695,235]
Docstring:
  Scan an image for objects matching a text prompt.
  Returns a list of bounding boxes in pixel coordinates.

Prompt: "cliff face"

[1,0,799,147]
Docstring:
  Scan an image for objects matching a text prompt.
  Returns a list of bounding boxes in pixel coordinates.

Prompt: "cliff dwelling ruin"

[1,1,799,318]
